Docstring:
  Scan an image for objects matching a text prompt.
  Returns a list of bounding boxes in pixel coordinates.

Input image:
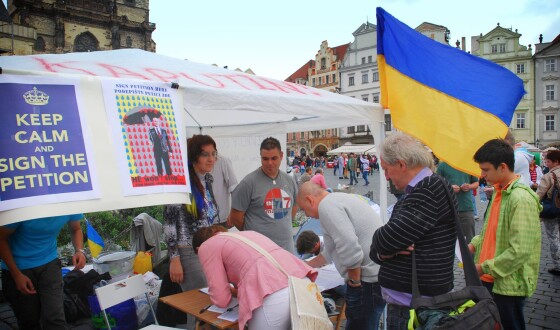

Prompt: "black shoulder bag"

[540,171,560,219]
[409,175,502,329]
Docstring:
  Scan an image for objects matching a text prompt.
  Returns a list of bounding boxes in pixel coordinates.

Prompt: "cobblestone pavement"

[320,168,560,330]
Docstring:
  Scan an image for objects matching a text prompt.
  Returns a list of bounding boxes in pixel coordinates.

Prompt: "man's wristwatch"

[348,279,361,285]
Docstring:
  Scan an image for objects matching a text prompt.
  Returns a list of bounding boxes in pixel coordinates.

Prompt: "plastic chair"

[94,274,177,330]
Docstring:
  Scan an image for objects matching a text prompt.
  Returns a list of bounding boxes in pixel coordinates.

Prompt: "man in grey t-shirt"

[230,137,297,253]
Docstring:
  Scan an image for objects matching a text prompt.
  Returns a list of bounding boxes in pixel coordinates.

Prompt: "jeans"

[362,171,370,185]
[542,217,560,269]
[2,258,67,330]
[349,170,358,185]
[345,281,386,330]
[483,281,526,330]
[386,303,411,330]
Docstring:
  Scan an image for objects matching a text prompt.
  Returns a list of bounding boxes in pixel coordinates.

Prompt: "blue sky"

[149,0,559,80]
[4,0,558,80]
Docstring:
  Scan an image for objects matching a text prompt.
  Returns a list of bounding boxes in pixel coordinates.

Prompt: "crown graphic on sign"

[23,87,50,106]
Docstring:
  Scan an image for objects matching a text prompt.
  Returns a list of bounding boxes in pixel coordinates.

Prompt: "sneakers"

[548,268,560,276]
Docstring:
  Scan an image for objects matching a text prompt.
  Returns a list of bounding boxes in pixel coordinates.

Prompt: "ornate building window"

[347,126,355,134]
[545,59,557,72]
[545,115,555,131]
[348,76,354,86]
[516,63,525,74]
[356,125,365,132]
[321,58,326,70]
[34,37,46,52]
[362,73,368,84]
[126,36,132,47]
[74,32,99,52]
[499,43,506,53]
[516,112,526,129]
[546,85,556,101]
[372,72,379,82]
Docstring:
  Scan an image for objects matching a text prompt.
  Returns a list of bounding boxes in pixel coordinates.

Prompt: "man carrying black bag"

[370,132,457,329]
[471,138,542,330]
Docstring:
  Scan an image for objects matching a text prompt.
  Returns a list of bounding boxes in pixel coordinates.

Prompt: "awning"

[327,144,376,155]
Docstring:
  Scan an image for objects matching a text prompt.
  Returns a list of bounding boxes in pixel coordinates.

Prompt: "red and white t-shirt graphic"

[264,188,291,220]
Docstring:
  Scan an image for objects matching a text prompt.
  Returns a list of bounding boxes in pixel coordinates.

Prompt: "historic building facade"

[415,22,450,45]
[2,0,155,56]
[534,34,560,147]
[471,24,535,143]
[339,22,379,146]
[285,41,348,158]
[0,2,35,55]
[338,21,451,146]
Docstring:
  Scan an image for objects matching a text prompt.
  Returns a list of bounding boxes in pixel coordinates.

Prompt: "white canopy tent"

[0,49,387,225]
[327,144,377,156]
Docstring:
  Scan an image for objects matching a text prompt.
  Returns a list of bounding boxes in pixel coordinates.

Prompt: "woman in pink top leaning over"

[192,225,318,330]
[310,168,328,189]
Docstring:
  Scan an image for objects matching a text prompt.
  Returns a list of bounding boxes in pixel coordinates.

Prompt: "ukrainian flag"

[86,219,105,258]
[377,7,525,175]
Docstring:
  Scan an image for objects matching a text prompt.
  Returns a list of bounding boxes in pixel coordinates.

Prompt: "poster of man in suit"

[148,117,173,176]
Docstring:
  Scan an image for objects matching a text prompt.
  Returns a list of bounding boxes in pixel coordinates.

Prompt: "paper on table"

[218,308,239,322]
[207,298,238,313]
[315,263,345,291]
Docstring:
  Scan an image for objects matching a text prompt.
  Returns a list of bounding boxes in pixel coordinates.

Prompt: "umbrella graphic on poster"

[123,106,162,125]
[121,105,184,187]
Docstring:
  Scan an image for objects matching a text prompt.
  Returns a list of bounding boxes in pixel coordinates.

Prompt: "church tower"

[7,0,155,54]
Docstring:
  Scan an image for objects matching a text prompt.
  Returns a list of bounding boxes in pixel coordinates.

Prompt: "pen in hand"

[199,304,212,314]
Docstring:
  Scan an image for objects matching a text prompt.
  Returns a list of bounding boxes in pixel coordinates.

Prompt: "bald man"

[297,182,385,330]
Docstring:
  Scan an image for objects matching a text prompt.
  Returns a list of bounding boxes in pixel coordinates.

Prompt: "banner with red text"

[0,75,100,211]
[101,79,189,196]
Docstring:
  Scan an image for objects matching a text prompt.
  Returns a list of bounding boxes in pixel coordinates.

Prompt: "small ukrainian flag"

[86,219,105,258]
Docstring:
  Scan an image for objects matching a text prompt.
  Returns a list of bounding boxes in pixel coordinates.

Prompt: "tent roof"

[0,49,384,137]
[0,49,388,224]
[327,144,376,155]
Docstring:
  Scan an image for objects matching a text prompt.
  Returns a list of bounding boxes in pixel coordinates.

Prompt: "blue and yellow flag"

[376,7,524,175]
[86,220,105,258]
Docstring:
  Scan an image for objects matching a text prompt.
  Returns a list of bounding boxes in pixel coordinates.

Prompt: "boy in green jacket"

[471,138,541,330]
